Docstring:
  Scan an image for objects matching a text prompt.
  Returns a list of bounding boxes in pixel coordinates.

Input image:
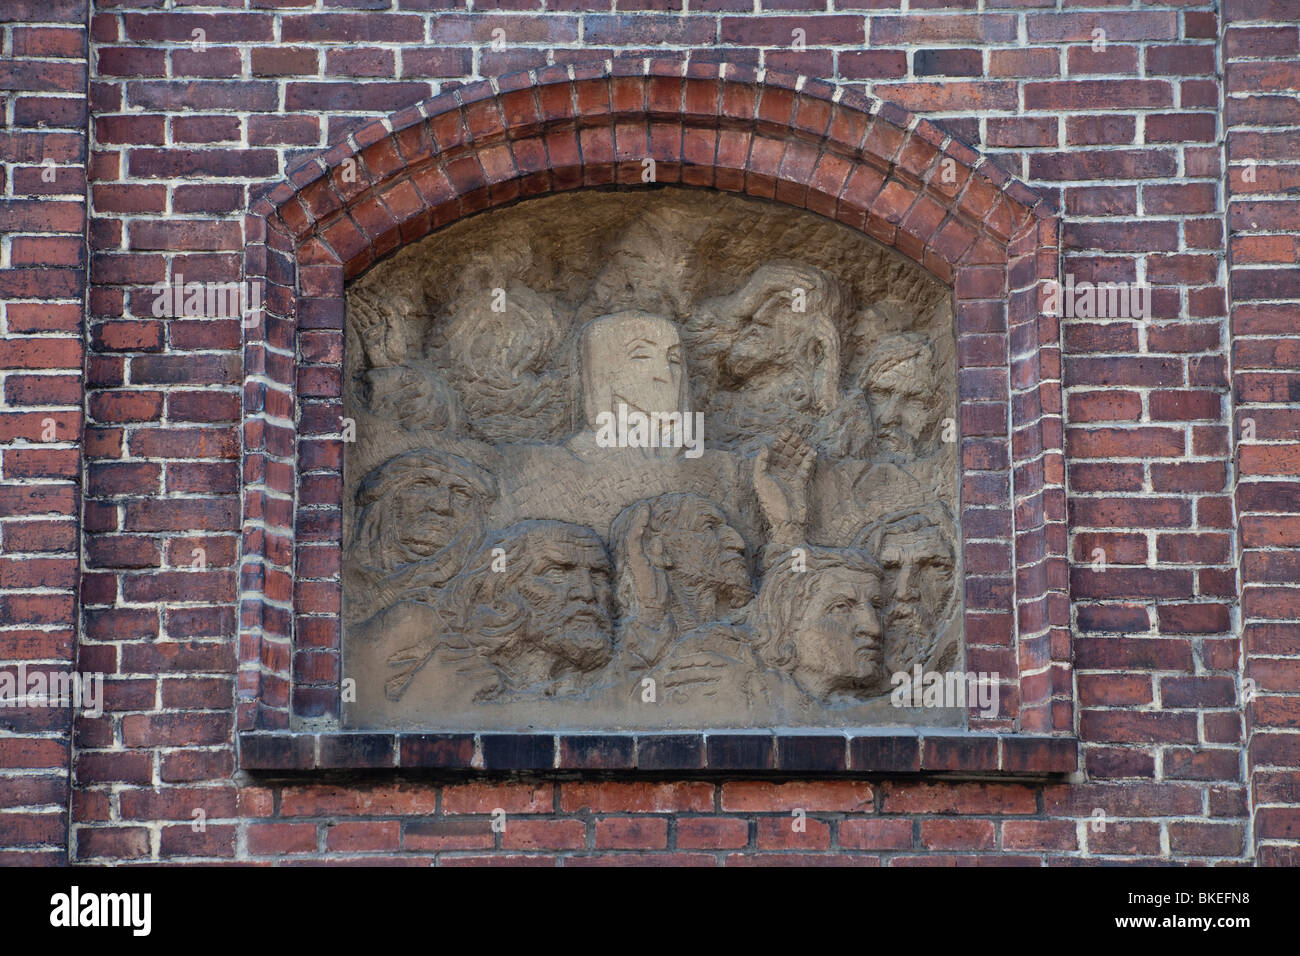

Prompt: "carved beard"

[883,604,961,700]
[704,563,755,614]
[666,553,754,627]
[394,512,460,565]
[819,664,888,701]
[876,429,924,458]
[851,645,889,695]
[443,599,611,702]
[511,600,614,684]
[884,604,929,664]
[883,596,956,675]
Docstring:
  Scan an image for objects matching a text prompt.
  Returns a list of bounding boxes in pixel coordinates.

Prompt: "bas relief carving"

[341,188,962,730]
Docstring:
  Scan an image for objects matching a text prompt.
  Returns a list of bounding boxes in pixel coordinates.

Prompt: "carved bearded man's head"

[720,263,842,420]
[611,493,754,626]
[345,449,497,628]
[453,521,616,688]
[350,449,496,577]
[861,334,941,456]
[855,506,958,672]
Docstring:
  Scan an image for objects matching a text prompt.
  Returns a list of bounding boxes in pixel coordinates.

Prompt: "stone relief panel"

[340,188,961,730]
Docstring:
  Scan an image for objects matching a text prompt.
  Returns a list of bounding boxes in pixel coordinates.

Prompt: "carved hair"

[351,448,496,573]
[686,261,845,393]
[853,502,956,562]
[431,284,568,443]
[858,333,937,399]
[754,546,882,671]
[385,520,602,700]
[609,493,738,619]
[853,504,960,677]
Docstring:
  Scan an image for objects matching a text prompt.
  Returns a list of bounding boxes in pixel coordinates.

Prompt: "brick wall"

[1224,0,1300,867]
[0,0,1295,864]
[0,0,87,864]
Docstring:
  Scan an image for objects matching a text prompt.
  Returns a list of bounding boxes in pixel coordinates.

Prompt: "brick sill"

[239,731,1077,776]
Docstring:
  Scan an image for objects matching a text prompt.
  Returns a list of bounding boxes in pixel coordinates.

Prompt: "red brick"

[247,823,317,856]
[561,782,712,814]
[676,817,748,850]
[594,817,669,850]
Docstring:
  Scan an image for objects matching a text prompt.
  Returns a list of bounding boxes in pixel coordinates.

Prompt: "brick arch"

[239,58,1071,771]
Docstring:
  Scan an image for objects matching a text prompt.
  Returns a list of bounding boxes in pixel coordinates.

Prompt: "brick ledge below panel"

[238,731,1078,775]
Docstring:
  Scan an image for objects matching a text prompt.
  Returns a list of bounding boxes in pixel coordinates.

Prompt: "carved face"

[515,534,615,670]
[390,467,483,560]
[790,566,887,697]
[876,525,956,650]
[867,356,933,454]
[581,312,687,427]
[354,452,493,576]
[727,307,837,417]
[660,497,753,609]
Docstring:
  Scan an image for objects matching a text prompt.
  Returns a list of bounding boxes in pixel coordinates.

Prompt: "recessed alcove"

[235,58,1072,773]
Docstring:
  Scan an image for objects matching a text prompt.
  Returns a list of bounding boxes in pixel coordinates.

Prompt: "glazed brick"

[318,734,394,769]
[775,735,847,772]
[706,734,774,770]
[559,735,635,769]
[636,734,704,770]
[397,734,476,768]
[480,734,554,770]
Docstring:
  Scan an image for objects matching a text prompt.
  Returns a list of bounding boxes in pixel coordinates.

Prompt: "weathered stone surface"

[342,188,959,730]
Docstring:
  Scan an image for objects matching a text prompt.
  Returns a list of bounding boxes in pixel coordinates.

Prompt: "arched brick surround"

[238,57,1068,767]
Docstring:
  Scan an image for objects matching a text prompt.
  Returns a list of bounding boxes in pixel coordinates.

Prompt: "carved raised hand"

[353,296,408,368]
[622,500,670,615]
[753,426,815,546]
